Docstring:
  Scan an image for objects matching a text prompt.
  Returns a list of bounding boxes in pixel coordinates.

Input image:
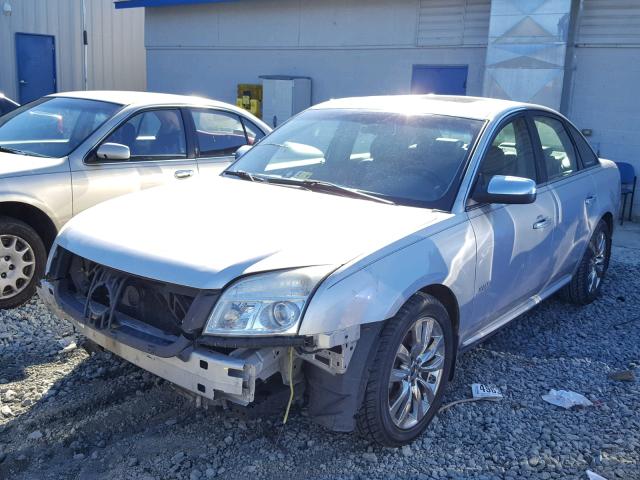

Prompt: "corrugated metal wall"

[0,0,145,101]
[417,0,491,46]
[567,0,640,218]
[576,0,640,45]
[85,0,146,92]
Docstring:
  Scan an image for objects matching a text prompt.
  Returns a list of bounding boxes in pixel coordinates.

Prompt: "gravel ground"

[0,245,638,480]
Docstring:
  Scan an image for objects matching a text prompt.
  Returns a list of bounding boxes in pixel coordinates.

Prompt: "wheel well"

[602,212,613,234]
[0,202,58,252]
[419,284,460,379]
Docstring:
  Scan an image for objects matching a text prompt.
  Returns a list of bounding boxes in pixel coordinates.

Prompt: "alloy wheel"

[388,316,445,430]
[587,230,607,293]
[0,234,36,299]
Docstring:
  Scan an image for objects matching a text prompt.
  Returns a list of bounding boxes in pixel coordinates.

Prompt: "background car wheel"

[561,219,611,305]
[356,292,454,447]
[0,216,46,309]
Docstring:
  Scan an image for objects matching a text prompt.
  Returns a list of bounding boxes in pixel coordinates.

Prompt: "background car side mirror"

[234,144,252,160]
[96,142,130,161]
[472,175,537,205]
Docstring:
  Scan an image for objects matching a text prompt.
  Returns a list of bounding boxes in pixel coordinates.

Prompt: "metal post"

[81,0,88,90]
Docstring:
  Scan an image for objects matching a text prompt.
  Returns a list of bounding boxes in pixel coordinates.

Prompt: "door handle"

[533,216,552,229]
[174,169,194,179]
[19,79,27,85]
[585,195,596,206]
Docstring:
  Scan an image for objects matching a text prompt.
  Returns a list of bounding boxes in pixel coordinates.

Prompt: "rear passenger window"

[568,125,599,168]
[533,116,577,181]
[478,117,537,183]
[241,118,265,145]
[191,110,248,157]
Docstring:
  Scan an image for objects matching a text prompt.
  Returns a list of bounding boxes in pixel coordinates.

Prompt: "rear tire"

[561,219,611,305]
[356,293,454,447]
[0,216,46,309]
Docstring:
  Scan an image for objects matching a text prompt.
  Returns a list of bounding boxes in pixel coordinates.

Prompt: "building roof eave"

[114,0,238,9]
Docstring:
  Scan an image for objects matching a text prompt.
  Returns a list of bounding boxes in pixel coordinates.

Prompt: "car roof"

[312,95,550,121]
[48,90,240,110]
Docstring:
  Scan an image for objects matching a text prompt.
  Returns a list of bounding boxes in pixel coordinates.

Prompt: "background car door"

[71,108,198,215]
[189,108,265,178]
[530,114,598,284]
[468,115,557,329]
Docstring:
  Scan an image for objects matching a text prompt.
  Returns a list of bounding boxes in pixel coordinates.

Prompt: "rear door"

[188,108,265,178]
[71,108,199,215]
[529,113,598,284]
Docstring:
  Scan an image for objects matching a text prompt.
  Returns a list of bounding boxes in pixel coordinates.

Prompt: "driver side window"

[102,109,187,161]
[478,117,537,183]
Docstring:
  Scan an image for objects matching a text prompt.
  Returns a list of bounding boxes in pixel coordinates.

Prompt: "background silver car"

[41,95,620,447]
[0,91,269,308]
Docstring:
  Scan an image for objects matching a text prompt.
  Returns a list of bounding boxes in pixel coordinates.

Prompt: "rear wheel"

[356,293,454,447]
[561,219,611,305]
[0,217,46,309]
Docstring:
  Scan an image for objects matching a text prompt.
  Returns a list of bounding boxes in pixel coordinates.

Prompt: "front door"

[411,65,468,95]
[468,115,557,328]
[15,33,56,104]
[72,108,199,215]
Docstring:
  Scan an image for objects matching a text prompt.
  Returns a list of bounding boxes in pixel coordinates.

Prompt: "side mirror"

[234,144,252,160]
[472,175,537,205]
[96,142,130,161]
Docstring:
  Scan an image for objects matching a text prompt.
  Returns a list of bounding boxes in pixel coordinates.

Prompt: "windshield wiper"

[223,170,267,182]
[261,176,395,205]
[0,146,49,157]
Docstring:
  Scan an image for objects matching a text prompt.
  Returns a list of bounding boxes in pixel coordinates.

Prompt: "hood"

[56,176,448,289]
[0,152,68,177]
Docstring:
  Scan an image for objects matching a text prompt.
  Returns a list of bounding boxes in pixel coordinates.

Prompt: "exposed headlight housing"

[203,266,329,336]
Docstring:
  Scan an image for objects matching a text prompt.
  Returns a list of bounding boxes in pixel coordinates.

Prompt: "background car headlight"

[203,266,330,336]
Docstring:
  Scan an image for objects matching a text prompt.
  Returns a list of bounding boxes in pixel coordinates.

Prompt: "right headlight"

[203,266,329,336]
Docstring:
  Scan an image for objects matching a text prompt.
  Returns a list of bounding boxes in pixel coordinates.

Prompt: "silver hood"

[55,176,448,289]
[0,152,68,177]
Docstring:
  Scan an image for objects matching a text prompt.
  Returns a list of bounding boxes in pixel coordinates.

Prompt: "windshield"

[228,109,484,209]
[0,97,121,158]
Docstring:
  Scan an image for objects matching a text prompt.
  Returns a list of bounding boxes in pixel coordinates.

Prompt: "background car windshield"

[229,109,483,209]
[0,97,120,158]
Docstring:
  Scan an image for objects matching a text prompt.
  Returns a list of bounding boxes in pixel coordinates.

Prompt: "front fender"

[0,173,72,231]
[299,218,477,343]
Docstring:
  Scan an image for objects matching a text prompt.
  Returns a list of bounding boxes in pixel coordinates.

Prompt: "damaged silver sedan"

[40,95,620,446]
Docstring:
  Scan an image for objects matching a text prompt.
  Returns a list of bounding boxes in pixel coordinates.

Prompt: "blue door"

[15,33,56,104]
[411,65,468,95]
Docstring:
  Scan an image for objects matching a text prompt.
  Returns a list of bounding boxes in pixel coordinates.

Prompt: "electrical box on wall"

[260,75,311,128]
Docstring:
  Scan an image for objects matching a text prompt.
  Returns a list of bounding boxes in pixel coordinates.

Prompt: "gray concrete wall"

[565,0,640,220]
[144,0,488,104]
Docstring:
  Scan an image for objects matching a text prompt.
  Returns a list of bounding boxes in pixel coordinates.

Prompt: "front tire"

[356,293,454,447]
[0,216,46,309]
[561,219,611,305]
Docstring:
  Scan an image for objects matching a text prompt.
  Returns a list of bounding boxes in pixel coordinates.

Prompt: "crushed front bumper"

[38,280,285,405]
